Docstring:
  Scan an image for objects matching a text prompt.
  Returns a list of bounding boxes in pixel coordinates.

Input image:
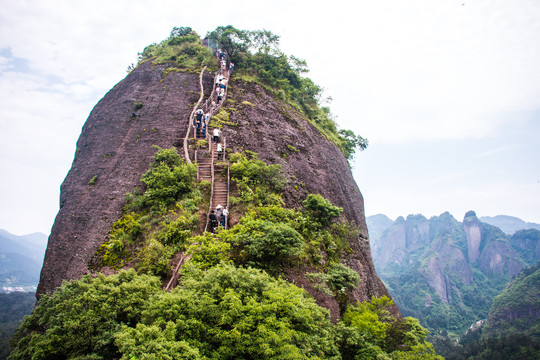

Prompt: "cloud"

[308,0,540,144]
[1,0,540,233]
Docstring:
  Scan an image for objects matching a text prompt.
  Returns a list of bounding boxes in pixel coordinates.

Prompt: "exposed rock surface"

[464,211,482,263]
[38,62,395,317]
[38,61,203,295]
[221,81,394,317]
[367,210,540,332]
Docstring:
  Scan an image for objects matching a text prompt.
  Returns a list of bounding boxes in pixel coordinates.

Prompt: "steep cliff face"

[368,210,539,333]
[464,211,482,263]
[510,229,540,265]
[371,214,430,270]
[38,61,204,295]
[464,211,523,277]
[38,61,393,317]
[220,80,393,315]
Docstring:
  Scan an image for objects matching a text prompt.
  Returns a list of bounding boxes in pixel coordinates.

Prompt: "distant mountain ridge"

[366,211,540,337]
[0,229,47,291]
[479,215,540,235]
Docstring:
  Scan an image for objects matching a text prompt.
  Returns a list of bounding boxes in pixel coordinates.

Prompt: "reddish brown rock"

[38,61,204,295]
[38,62,398,318]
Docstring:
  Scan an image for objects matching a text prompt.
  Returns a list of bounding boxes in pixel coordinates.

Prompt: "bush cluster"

[10,268,441,360]
[93,147,202,276]
[138,27,215,71]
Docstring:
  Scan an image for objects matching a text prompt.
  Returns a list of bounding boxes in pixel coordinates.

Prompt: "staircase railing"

[183,65,207,164]
[204,140,215,233]
[226,164,230,230]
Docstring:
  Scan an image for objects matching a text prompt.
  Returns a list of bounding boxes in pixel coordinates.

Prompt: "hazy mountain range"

[366,211,540,338]
[479,215,540,235]
[0,230,47,291]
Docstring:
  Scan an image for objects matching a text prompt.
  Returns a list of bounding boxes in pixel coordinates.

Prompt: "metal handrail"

[195,148,199,181]
[205,140,215,233]
[226,163,230,230]
[183,65,207,164]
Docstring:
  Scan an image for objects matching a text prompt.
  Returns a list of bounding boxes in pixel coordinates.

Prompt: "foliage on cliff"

[138,25,367,162]
[10,268,441,360]
[484,262,540,338]
[91,147,203,276]
[11,148,439,359]
[138,26,215,71]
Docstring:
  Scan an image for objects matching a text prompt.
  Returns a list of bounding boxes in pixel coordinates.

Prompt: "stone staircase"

[198,153,212,182]
[168,54,232,290]
[209,137,227,207]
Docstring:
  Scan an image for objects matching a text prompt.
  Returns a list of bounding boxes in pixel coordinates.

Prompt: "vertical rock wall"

[38,62,203,295]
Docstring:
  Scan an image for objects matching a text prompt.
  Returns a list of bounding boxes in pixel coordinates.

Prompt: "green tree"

[9,270,161,360]
[116,264,340,360]
[207,25,250,59]
[140,147,197,209]
[169,26,193,38]
[249,29,281,54]
[303,193,343,227]
[221,219,303,272]
[338,129,369,161]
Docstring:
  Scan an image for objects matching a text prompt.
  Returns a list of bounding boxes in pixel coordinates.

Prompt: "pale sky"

[1,0,539,235]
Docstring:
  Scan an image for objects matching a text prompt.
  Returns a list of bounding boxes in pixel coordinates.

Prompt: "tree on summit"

[339,129,369,161]
[169,26,193,38]
[206,26,281,60]
[206,25,250,59]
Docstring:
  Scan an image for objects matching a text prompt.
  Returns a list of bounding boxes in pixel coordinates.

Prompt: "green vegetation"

[138,27,215,71]
[0,292,35,360]
[511,229,540,266]
[483,262,540,339]
[339,296,443,359]
[10,148,439,359]
[225,151,358,275]
[88,175,98,185]
[206,25,368,162]
[9,269,439,360]
[431,264,540,360]
[208,109,235,128]
[136,25,367,162]
[92,147,202,276]
[370,212,540,358]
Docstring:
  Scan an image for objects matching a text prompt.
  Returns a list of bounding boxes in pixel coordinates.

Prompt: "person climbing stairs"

[168,48,232,290]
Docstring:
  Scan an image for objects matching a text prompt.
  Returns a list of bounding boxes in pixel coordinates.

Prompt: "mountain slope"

[369,211,539,335]
[0,230,47,289]
[484,263,540,338]
[480,215,540,235]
